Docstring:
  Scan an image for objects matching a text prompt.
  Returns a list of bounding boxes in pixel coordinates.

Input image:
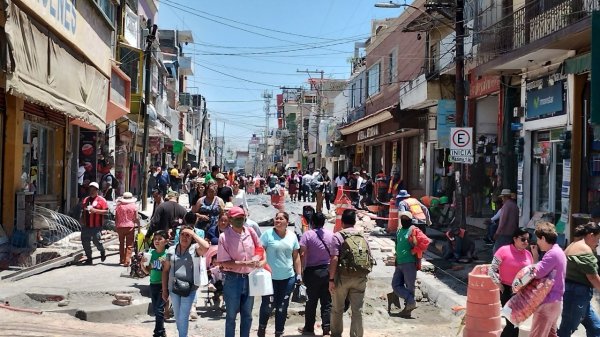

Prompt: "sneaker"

[100,251,106,262]
[83,258,93,265]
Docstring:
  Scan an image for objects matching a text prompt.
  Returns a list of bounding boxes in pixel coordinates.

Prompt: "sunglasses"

[518,237,529,242]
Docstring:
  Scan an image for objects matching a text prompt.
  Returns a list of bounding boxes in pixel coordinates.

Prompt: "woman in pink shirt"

[114,192,139,266]
[488,227,533,337]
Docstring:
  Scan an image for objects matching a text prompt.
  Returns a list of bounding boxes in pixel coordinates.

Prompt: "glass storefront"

[532,130,563,222]
[22,121,54,194]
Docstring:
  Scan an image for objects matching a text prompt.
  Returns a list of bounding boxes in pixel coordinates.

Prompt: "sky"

[156,0,397,152]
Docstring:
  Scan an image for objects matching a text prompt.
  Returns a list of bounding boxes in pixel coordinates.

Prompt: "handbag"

[171,245,193,297]
[291,284,307,303]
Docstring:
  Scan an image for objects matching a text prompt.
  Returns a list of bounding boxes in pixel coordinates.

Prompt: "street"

[0,195,461,337]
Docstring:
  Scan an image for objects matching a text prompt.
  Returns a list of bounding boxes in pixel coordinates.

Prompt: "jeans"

[500,284,519,337]
[303,265,331,332]
[558,281,600,337]
[149,284,166,337]
[331,275,367,337]
[531,301,561,337]
[259,276,296,334]
[81,226,105,259]
[169,290,196,337]
[493,235,513,255]
[223,272,254,337]
[116,227,135,265]
[392,263,417,305]
[487,221,498,242]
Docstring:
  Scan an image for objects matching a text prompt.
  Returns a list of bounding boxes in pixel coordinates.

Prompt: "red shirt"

[82,195,108,228]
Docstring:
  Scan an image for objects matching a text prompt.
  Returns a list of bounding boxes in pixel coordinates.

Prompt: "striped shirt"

[82,196,108,228]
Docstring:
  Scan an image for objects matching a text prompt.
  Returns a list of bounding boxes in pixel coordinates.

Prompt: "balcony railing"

[340,106,366,127]
[477,0,598,62]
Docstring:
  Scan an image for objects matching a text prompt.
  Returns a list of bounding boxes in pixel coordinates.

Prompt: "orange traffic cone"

[463,265,502,337]
[334,186,345,205]
[386,198,399,234]
[334,194,353,232]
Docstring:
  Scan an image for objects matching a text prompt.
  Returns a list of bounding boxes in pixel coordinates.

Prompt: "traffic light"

[515,137,524,162]
[560,130,572,159]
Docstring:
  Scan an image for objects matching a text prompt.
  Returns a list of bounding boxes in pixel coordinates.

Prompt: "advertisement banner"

[526,83,564,120]
[437,100,456,148]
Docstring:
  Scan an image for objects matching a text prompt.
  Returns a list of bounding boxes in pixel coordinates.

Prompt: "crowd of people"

[75,160,600,337]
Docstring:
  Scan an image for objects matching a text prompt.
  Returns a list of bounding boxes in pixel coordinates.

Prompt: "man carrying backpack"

[329,209,374,337]
[392,211,431,317]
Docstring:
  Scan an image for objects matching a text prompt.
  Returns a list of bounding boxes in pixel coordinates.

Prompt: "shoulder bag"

[171,245,193,297]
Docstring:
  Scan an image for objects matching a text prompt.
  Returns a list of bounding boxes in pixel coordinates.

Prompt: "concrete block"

[75,298,151,322]
[25,287,69,302]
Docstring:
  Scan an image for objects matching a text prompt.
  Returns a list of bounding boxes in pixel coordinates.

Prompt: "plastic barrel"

[463,264,502,337]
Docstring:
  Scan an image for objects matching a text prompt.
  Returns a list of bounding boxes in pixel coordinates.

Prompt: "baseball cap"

[398,211,413,219]
[227,206,245,218]
[89,182,100,190]
[215,173,226,180]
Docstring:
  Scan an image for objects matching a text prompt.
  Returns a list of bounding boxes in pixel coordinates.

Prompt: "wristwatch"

[329,279,334,282]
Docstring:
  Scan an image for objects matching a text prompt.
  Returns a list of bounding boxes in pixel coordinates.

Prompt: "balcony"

[399,74,442,110]
[478,0,598,64]
[179,92,192,111]
[342,106,366,126]
[179,56,194,76]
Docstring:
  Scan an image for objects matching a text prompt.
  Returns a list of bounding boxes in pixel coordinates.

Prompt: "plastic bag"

[512,265,536,293]
[502,277,554,326]
[292,284,307,303]
[249,268,274,297]
[199,256,209,286]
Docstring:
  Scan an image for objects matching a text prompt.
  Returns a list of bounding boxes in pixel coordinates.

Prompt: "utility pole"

[297,70,324,169]
[221,121,225,169]
[262,90,273,174]
[454,0,466,228]
[140,20,157,211]
[197,97,207,165]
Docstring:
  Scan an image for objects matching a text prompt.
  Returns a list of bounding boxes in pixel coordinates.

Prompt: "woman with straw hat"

[115,192,139,266]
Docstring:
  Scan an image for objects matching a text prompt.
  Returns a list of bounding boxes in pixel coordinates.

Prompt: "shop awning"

[563,52,591,75]
[4,2,108,130]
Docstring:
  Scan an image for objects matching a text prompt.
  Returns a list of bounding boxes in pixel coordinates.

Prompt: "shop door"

[371,145,382,177]
[532,136,563,222]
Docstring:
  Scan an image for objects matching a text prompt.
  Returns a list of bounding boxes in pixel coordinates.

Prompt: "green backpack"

[338,232,374,276]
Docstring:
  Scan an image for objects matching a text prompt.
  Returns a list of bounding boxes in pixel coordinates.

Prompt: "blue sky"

[157,0,396,151]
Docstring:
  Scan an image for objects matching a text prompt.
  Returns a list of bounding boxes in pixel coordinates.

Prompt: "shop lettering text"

[469,76,500,98]
[357,125,379,141]
[34,0,77,34]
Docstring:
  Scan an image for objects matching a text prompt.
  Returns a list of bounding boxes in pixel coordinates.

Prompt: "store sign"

[17,0,113,76]
[357,125,379,141]
[526,83,564,120]
[123,6,139,48]
[436,100,456,148]
[469,75,500,98]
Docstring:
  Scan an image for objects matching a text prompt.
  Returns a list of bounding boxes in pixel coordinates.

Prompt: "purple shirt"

[217,227,261,274]
[300,228,334,267]
[330,228,369,257]
[535,244,567,304]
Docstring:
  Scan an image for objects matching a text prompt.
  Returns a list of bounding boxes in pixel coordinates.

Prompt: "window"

[388,51,397,84]
[119,46,142,94]
[94,0,116,24]
[359,78,364,104]
[367,63,380,96]
[351,83,356,108]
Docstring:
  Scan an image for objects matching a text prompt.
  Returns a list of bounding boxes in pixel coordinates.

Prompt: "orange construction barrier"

[334,186,345,205]
[463,265,502,337]
[386,198,399,234]
[334,194,354,232]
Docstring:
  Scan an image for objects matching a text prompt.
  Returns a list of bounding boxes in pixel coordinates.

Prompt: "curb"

[418,269,466,314]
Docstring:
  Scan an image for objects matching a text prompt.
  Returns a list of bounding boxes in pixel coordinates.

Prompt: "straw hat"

[118,192,137,204]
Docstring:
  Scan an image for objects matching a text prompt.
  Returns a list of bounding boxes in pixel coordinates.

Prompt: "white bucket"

[249,268,273,297]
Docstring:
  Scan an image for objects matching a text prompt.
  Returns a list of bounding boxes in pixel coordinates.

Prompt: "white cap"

[89,182,100,189]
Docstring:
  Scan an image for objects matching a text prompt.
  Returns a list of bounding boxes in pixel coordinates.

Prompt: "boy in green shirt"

[142,230,168,337]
